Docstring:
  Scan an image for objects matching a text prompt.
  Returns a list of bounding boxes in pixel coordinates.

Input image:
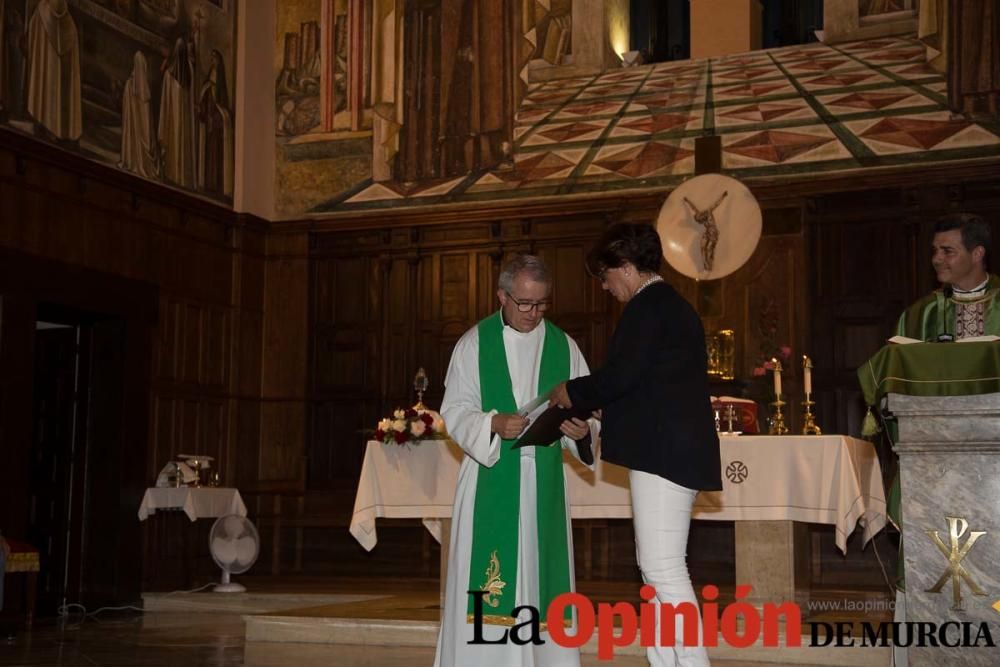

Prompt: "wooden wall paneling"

[236,305,264,389]
[202,306,229,390]
[412,252,454,410]
[262,233,310,385]
[260,232,309,482]
[742,235,804,426]
[151,397,176,481]
[809,207,911,437]
[13,178,47,256]
[230,228,266,488]
[198,400,227,468]
[259,402,307,482]
[535,240,598,361]
[235,399,263,488]
[181,303,203,385]
[309,252,380,485]
[476,250,499,322]
[156,299,179,382]
[180,399,200,457]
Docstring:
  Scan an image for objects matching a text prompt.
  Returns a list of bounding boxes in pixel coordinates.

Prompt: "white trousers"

[630,470,710,667]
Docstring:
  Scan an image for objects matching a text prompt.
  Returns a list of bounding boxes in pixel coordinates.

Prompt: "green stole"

[467,311,572,626]
[897,275,1000,340]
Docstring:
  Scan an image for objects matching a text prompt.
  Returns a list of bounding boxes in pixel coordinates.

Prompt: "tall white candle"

[772,358,782,397]
[803,355,813,396]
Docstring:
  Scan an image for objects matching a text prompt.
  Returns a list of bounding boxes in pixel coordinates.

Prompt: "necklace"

[633,274,663,298]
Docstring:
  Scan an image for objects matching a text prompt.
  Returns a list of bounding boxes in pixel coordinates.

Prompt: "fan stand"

[213,569,246,593]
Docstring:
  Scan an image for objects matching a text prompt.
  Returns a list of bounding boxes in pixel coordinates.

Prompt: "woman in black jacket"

[551,223,721,667]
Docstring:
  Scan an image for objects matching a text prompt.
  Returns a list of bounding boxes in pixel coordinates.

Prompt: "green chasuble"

[467,312,572,625]
[896,274,1000,340]
[859,339,1000,590]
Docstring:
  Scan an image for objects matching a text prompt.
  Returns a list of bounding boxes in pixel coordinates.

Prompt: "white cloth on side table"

[138,487,247,522]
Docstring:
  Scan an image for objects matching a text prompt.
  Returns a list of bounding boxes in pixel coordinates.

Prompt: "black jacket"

[566,281,722,491]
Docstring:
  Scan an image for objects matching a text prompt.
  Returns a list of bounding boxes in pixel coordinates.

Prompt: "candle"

[772,357,782,397]
[803,355,813,397]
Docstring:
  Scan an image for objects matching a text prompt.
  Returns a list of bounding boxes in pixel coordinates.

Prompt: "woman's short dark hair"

[586,223,664,276]
[934,212,991,271]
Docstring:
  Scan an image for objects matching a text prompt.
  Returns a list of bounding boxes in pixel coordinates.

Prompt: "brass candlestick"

[802,398,822,435]
[769,398,789,435]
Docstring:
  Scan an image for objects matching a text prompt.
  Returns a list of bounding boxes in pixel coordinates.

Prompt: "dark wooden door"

[29,324,87,613]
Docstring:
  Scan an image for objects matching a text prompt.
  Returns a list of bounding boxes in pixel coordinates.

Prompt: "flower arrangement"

[375,407,446,446]
[752,344,792,377]
[750,296,792,381]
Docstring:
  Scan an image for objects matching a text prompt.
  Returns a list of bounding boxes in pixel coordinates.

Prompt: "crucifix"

[683,191,728,272]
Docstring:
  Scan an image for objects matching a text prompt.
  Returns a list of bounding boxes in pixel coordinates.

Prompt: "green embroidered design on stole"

[468,312,572,623]
[899,276,1000,340]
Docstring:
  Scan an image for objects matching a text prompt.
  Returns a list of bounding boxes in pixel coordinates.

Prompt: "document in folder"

[513,404,592,448]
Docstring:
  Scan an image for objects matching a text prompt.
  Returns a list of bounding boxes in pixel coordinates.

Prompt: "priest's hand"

[549,382,572,408]
[492,413,528,439]
[559,417,589,441]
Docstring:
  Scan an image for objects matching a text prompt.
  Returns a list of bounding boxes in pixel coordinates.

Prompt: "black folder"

[513,405,594,465]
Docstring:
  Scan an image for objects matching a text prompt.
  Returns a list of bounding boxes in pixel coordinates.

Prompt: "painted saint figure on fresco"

[27,0,82,141]
[400,0,512,181]
[119,50,159,178]
[159,37,195,188]
[197,48,233,197]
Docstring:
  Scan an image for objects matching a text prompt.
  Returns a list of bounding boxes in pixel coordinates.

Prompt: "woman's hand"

[559,417,589,441]
[549,382,572,408]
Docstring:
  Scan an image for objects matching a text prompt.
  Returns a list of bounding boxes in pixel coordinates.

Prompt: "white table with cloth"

[350,435,887,604]
[138,487,249,589]
[138,487,247,521]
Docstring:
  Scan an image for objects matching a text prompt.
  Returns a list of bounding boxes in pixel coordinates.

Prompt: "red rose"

[404,408,418,419]
[374,429,385,441]
[394,430,409,444]
[420,413,434,427]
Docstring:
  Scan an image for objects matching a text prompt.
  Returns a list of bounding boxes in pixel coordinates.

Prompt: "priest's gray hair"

[498,255,551,292]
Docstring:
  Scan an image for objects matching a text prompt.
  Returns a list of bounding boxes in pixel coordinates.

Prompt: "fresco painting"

[274,0,375,218]
[0,0,236,202]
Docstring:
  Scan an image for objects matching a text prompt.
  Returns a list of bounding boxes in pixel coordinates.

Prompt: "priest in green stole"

[887,213,996,666]
[896,213,999,341]
[434,255,596,667]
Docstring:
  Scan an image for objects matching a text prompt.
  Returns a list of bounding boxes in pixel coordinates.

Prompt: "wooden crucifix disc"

[656,174,762,281]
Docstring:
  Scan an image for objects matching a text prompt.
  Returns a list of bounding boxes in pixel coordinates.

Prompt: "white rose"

[394,409,405,419]
[410,420,427,437]
[377,418,391,431]
[392,419,407,432]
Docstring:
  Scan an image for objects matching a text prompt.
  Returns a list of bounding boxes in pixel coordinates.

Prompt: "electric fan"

[208,514,259,592]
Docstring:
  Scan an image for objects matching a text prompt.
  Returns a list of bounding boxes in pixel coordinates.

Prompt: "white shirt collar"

[951,277,989,300]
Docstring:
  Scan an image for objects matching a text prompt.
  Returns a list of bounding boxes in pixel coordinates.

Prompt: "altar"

[350,434,887,605]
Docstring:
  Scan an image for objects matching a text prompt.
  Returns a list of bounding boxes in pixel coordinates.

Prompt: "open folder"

[511,392,594,464]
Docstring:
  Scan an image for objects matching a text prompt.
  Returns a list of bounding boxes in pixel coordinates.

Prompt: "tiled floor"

[316,35,1000,213]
